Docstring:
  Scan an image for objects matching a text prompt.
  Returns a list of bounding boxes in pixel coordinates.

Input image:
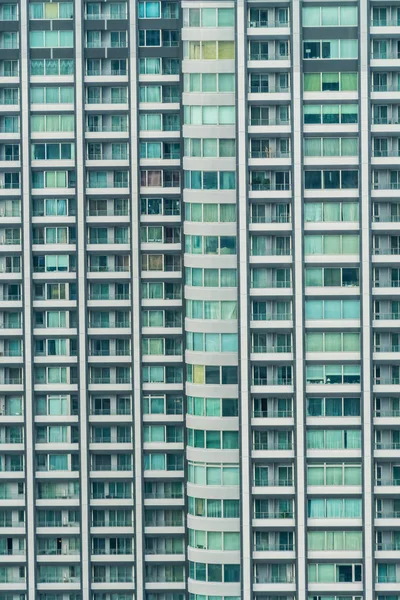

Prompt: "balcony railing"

[91,435,132,443]
[248,19,289,28]
[86,125,129,133]
[373,378,400,385]
[254,478,293,487]
[86,69,127,76]
[38,548,80,556]
[85,11,127,19]
[373,86,400,94]
[250,150,291,159]
[371,18,400,26]
[252,378,292,386]
[254,510,294,519]
[373,248,400,255]
[376,511,400,518]
[0,520,24,527]
[254,542,294,551]
[253,441,293,450]
[88,266,129,273]
[372,52,400,60]
[249,118,290,127]
[374,344,400,352]
[87,208,129,217]
[90,465,132,472]
[375,442,400,449]
[372,150,400,158]
[251,184,291,192]
[86,41,128,49]
[373,281,400,288]
[374,409,400,417]
[375,478,400,485]
[251,214,291,224]
[144,519,183,527]
[38,576,80,584]
[92,576,133,583]
[249,53,290,61]
[92,520,132,527]
[3,377,22,384]
[373,182,400,190]
[254,575,295,584]
[376,542,400,550]
[373,117,400,123]
[144,491,183,499]
[253,409,293,418]
[249,85,289,94]
[252,345,292,353]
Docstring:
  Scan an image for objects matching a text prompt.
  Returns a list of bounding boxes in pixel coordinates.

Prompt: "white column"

[74,1,90,596]
[360,1,373,599]
[236,0,251,597]
[129,2,144,597]
[292,3,306,599]
[19,0,35,596]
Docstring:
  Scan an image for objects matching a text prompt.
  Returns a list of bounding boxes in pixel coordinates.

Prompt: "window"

[138,30,161,47]
[305,267,359,288]
[188,462,240,486]
[188,562,240,583]
[184,171,236,190]
[304,72,358,92]
[304,104,358,124]
[308,498,362,518]
[29,30,74,48]
[184,72,235,93]
[304,138,358,157]
[183,40,235,60]
[189,529,240,550]
[188,429,239,449]
[186,365,238,385]
[187,396,238,417]
[306,364,361,385]
[304,170,359,190]
[186,202,236,222]
[30,2,73,18]
[307,429,361,450]
[308,396,360,418]
[186,299,237,320]
[185,235,236,255]
[183,7,235,27]
[306,332,360,353]
[185,267,237,288]
[0,4,18,20]
[304,202,359,222]
[186,332,238,353]
[31,171,75,189]
[30,59,74,76]
[305,299,360,320]
[308,463,361,486]
[184,105,235,125]
[188,496,239,518]
[30,86,74,104]
[138,1,160,18]
[184,139,236,158]
[303,5,358,27]
[308,563,362,583]
[31,114,74,132]
[303,39,358,59]
[304,235,359,255]
[140,142,162,158]
[32,143,74,161]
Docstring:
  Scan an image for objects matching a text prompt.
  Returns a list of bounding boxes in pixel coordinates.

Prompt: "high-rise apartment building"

[0,0,398,599]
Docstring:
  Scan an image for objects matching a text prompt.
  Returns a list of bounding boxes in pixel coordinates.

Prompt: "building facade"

[0,0,397,599]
